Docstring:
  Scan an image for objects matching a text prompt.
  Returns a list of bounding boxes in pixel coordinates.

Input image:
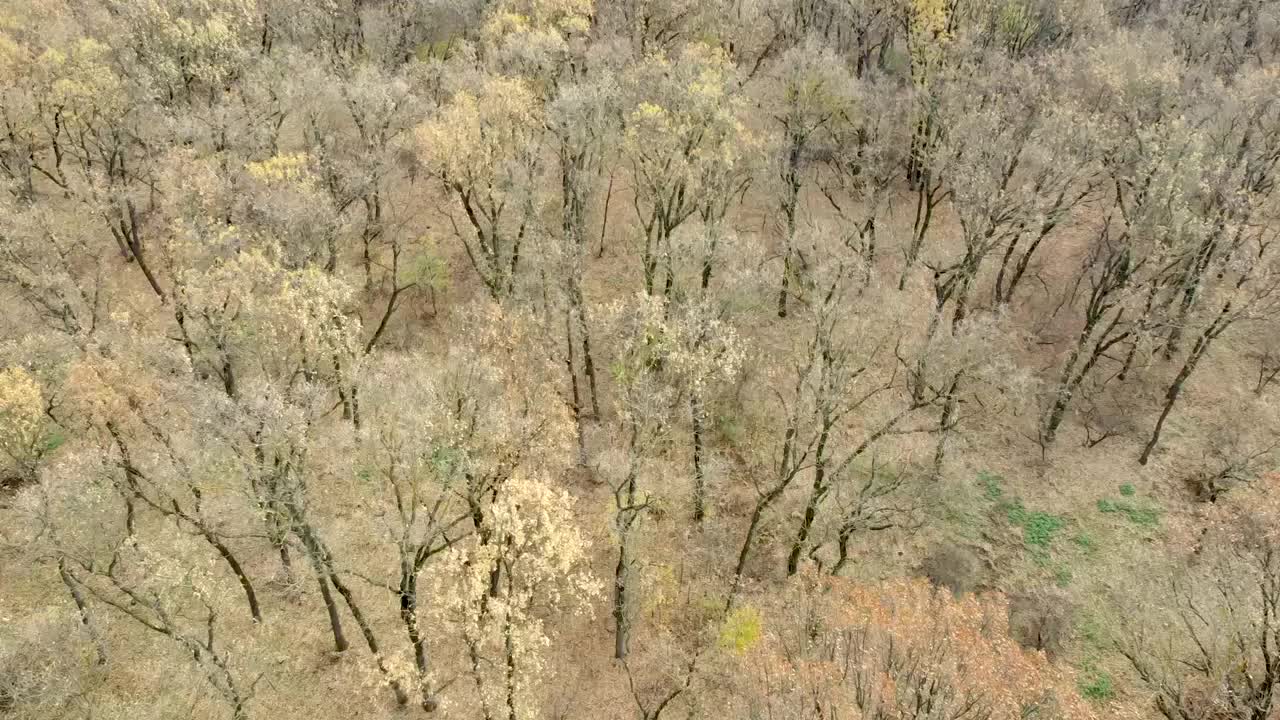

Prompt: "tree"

[1138,228,1280,465]
[620,43,754,298]
[548,70,620,432]
[766,40,853,317]
[816,72,911,288]
[433,471,599,720]
[24,437,258,720]
[352,302,575,708]
[599,292,680,658]
[665,298,745,525]
[1116,472,1280,720]
[737,572,1112,720]
[415,74,545,299]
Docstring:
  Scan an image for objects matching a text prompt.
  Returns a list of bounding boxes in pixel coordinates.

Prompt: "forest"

[1,0,1279,718]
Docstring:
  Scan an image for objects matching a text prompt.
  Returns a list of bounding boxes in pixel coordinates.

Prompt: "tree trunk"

[206,533,262,623]
[598,170,614,259]
[931,379,960,481]
[399,565,437,711]
[59,558,107,664]
[1139,321,1221,465]
[613,539,630,659]
[574,281,600,418]
[786,426,830,576]
[123,200,166,301]
[726,503,767,613]
[314,565,349,653]
[831,524,856,576]
[899,176,941,291]
[565,309,588,464]
[776,138,801,319]
[614,447,641,659]
[503,578,519,720]
[691,393,707,526]
[313,532,411,705]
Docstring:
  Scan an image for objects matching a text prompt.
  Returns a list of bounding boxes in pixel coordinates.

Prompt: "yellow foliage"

[415,77,541,183]
[483,0,593,35]
[0,367,45,464]
[903,0,955,83]
[244,153,314,185]
[37,38,125,119]
[719,606,763,654]
[0,32,28,78]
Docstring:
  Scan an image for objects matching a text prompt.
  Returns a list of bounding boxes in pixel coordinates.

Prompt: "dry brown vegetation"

[2,0,1280,719]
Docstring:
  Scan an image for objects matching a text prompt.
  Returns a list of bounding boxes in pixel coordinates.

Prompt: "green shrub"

[42,428,66,454]
[1054,565,1073,587]
[1079,668,1114,701]
[980,471,1005,501]
[1071,531,1098,554]
[1097,497,1159,527]
[1023,511,1066,547]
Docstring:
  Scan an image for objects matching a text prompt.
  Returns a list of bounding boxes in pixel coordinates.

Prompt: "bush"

[921,545,985,595]
[1008,589,1074,659]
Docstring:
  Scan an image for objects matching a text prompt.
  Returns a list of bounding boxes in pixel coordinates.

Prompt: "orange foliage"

[737,574,1129,720]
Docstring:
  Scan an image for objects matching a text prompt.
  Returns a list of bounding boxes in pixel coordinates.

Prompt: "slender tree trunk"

[913,302,946,405]
[274,531,294,584]
[642,225,660,296]
[313,561,349,652]
[831,523,857,576]
[206,533,262,623]
[361,191,382,293]
[598,170,614,259]
[1119,284,1161,382]
[994,233,1022,304]
[691,393,707,526]
[1042,320,1098,445]
[726,503,766,613]
[777,141,801,319]
[325,233,338,275]
[110,225,135,262]
[59,558,107,664]
[123,200,165,301]
[861,218,877,285]
[931,378,960,481]
[565,309,588,464]
[613,457,640,659]
[777,242,793,318]
[561,152,602,420]
[1044,321,1130,446]
[786,426,830,576]
[575,282,600,418]
[613,537,630,659]
[503,577,518,720]
[1139,321,1222,465]
[293,514,405,706]
[399,565,438,711]
[899,177,940,291]
[950,269,975,331]
[727,452,798,610]
[466,622,495,720]
[1163,231,1222,358]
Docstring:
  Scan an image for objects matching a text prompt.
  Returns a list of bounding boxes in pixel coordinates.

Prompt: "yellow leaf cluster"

[0,367,45,464]
[244,152,314,186]
[415,76,541,184]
